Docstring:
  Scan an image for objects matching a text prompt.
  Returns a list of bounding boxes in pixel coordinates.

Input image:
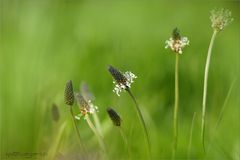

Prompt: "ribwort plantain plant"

[75,93,106,153]
[64,80,85,151]
[201,8,233,152]
[107,107,131,159]
[165,28,189,158]
[108,65,151,158]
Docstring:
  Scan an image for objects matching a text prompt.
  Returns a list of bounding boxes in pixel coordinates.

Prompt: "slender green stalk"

[206,79,236,154]
[85,115,106,153]
[119,127,131,159]
[188,112,197,159]
[93,113,103,137]
[126,89,151,159]
[48,122,67,160]
[173,53,179,158]
[201,30,218,152]
[69,107,85,152]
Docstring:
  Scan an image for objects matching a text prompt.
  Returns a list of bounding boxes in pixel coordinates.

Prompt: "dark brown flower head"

[52,103,60,122]
[64,80,74,106]
[172,28,181,40]
[108,65,128,86]
[107,107,122,126]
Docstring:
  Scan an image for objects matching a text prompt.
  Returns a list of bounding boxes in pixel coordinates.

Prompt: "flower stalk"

[201,8,233,152]
[173,53,179,157]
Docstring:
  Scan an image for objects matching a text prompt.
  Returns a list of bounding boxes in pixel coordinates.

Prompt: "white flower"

[210,8,233,31]
[165,37,189,54]
[113,71,137,96]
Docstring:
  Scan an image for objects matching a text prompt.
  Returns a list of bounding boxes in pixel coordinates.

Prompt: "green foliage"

[0,0,239,159]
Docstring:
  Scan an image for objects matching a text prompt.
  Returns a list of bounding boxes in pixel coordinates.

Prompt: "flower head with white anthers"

[210,8,233,32]
[108,65,137,96]
[75,93,98,120]
[165,28,189,54]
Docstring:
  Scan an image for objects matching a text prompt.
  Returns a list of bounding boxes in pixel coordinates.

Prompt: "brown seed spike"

[64,80,74,106]
[107,107,121,126]
[108,65,127,86]
[52,103,60,122]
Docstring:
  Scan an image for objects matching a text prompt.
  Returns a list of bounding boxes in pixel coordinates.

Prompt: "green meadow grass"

[0,0,239,159]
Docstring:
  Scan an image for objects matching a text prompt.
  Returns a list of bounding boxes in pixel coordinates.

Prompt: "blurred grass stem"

[188,112,197,159]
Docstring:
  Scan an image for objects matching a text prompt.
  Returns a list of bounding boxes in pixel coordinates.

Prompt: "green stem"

[93,113,103,137]
[126,89,151,159]
[69,107,85,152]
[188,112,197,159]
[85,115,106,153]
[201,30,218,152]
[173,53,179,158]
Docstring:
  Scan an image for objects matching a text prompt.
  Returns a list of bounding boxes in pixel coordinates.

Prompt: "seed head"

[64,80,74,106]
[107,107,122,126]
[108,65,137,96]
[75,93,98,118]
[165,28,189,54]
[52,103,60,122]
[210,8,233,32]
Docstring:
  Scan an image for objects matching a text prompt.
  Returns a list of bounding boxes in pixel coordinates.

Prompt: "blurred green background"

[0,0,239,159]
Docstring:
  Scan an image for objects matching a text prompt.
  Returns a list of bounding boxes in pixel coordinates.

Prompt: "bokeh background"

[0,0,239,159]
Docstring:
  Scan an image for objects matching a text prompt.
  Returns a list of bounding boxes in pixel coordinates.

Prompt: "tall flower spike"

[64,80,74,106]
[75,93,98,119]
[210,8,233,32]
[165,28,189,54]
[107,107,122,126]
[108,65,137,96]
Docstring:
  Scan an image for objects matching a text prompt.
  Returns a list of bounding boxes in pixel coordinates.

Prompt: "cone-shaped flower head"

[210,8,233,32]
[64,80,74,106]
[165,28,189,54]
[107,107,122,126]
[108,65,137,96]
[75,93,98,119]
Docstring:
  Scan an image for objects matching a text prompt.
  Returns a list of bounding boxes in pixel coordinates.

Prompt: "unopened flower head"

[107,107,122,126]
[75,93,98,119]
[64,80,74,106]
[52,103,60,122]
[210,8,233,31]
[108,65,137,96]
[165,28,189,54]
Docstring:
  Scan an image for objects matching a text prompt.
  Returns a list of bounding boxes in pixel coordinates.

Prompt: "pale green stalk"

[188,112,197,159]
[201,30,218,152]
[93,113,103,137]
[173,53,179,158]
[85,115,106,153]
